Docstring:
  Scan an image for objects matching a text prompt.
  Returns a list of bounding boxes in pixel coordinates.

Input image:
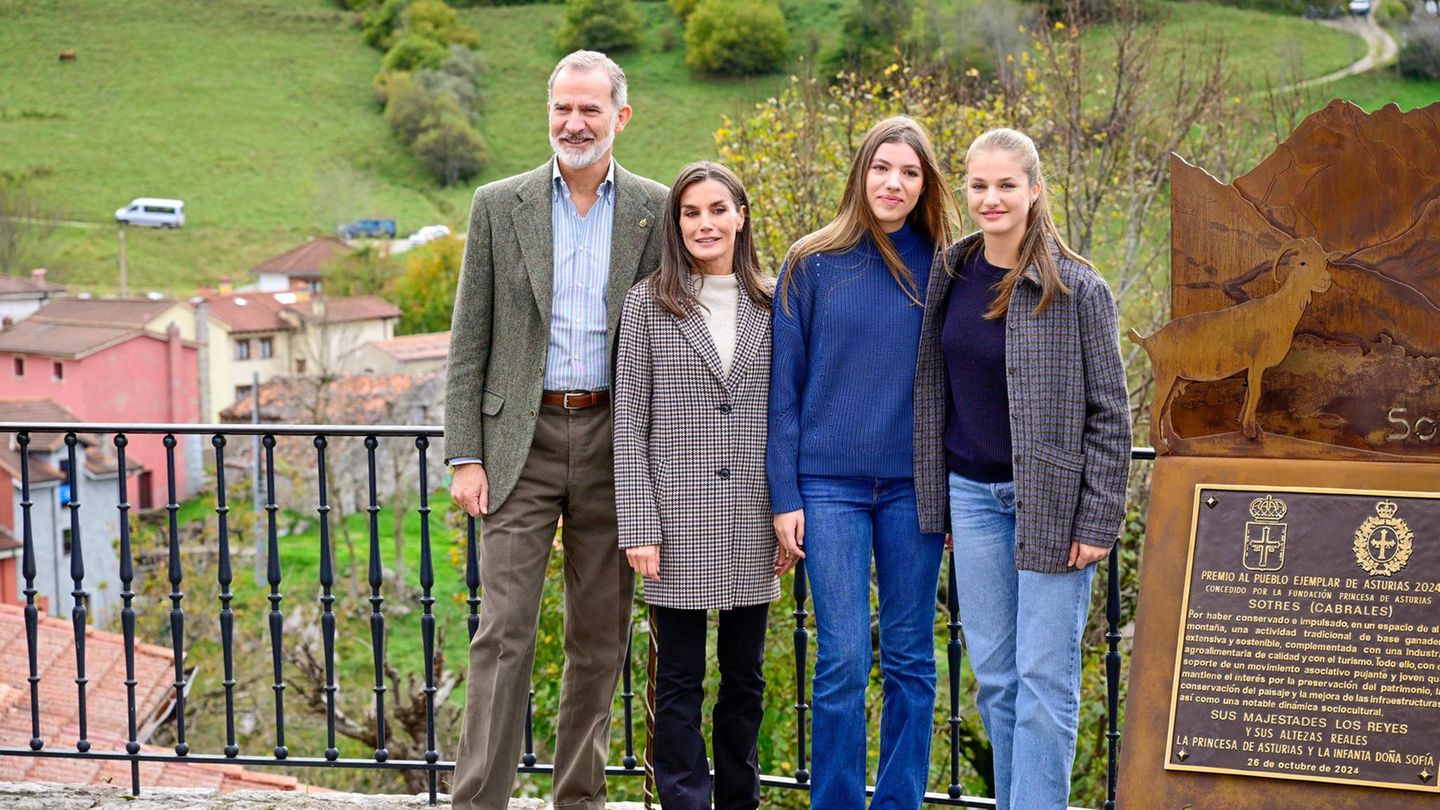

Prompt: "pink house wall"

[0,330,199,508]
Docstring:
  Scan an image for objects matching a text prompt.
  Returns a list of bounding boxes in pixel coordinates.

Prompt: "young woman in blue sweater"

[768,116,960,810]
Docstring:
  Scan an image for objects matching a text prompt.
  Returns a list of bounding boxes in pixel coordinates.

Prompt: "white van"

[115,197,185,228]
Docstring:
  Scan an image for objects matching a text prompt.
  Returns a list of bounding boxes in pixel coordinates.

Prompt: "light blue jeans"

[947,472,1095,810]
[798,475,944,810]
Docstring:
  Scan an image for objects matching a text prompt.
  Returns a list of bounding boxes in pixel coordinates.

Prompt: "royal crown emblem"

[1353,500,1413,577]
[1243,494,1288,572]
[1249,494,1288,522]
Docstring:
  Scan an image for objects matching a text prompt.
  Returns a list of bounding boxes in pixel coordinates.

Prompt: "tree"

[386,234,464,335]
[413,108,491,186]
[0,175,60,275]
[556,0,644,53]
[684,0,791,76]
[399,0,479,47]
[382,33,450,73]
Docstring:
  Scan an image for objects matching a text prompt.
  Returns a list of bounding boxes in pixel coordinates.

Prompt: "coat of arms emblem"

[1353,500,1413,577]
[1243,494,1288,572]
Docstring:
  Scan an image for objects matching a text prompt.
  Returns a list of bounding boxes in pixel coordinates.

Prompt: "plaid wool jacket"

[612,276,780,610]
[913,233,1132,573]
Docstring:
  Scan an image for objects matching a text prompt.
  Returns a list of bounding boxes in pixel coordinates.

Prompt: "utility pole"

[252,371,264,586]
[116,226,128,297]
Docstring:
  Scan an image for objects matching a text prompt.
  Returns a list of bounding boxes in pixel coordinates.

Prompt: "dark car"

[337,218,397,239]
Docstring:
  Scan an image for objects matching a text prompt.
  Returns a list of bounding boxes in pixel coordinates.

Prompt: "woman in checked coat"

[612,161,783,810]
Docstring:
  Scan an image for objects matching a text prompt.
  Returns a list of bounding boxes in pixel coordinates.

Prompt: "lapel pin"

[639,218,649,228]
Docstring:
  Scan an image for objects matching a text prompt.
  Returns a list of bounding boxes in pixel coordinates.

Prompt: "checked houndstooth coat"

[613,274,780,610]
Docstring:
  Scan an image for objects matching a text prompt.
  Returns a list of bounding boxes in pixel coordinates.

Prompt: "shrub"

[1398,19,1440,78]
[668,0,700,19]
[383,72,449,144]
[824,0,914,74]
[415,45,486,113]
[362,0,408,49]
[401,0,479,47]
[413,109,492,185]
[382,33,450,73]
[556,0,644,53]
[1377,0,1412,23]
[684,0,790,76]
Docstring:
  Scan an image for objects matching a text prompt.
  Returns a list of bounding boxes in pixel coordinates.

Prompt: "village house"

[196,291,401,422]
[0,269,65,325]
[248,236,352,294]
[355,330,450,375]
[0,298,202,508]
[0,399,125,622]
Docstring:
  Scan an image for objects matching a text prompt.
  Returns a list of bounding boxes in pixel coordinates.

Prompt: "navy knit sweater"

[942,247,1013,483]
[767,223,934,514]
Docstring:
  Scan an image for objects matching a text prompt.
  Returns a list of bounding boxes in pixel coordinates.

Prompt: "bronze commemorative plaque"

[1167,484,1440,792]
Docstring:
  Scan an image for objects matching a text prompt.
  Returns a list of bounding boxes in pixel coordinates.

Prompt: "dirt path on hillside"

[1280,14,1399,93]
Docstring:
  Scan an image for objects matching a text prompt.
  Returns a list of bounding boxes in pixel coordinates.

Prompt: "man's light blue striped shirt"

[545,159,615,391]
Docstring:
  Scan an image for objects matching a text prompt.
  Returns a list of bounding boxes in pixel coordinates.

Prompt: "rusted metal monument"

[1120,99,1440,807]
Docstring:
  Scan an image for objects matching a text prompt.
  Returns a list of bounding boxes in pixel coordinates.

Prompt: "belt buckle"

[562,391,586,409]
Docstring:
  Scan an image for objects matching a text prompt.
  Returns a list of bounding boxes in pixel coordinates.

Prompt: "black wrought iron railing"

[0,421,1154,808]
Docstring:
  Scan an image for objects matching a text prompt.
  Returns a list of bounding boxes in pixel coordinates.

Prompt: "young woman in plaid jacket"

[912,128,1131,810]
[612,162,782,810]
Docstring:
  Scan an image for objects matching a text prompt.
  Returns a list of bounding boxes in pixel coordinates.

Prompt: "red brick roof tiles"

[0,605,309,793]
[367,331,450,362]
[249,238,352,279]
[29,298,177,329]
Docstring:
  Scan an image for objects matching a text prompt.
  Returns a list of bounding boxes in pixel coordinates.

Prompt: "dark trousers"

[650,602,770,810]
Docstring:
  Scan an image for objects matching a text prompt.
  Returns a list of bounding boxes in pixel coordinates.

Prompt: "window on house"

[235,339,252,361]
[235,384,253,404]
[13,357,23,377]
[62,527,73,556]
[295,357,306,374]
[52,361,63,381]
[259,337,274,359]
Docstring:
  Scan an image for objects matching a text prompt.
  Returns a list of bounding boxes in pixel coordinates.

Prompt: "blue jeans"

[798,475,944,810]
[947,472,1095,810]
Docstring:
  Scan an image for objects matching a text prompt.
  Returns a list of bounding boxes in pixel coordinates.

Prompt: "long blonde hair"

[963,127,1092,319]
[780,116,960,313]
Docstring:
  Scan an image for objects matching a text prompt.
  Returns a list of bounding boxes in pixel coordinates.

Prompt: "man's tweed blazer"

[444,160,668,511]
[612,275,780,610]
[913,233,1132,573]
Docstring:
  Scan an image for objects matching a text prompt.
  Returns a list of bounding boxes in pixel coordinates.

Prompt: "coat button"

[716,468,731,480]
[718,403,732,414]
[1016,499,1024,510]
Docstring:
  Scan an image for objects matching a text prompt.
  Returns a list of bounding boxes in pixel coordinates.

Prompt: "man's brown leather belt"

[541,389,610,409]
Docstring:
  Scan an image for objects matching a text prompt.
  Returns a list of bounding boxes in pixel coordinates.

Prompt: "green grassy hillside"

[0,0,1420,296]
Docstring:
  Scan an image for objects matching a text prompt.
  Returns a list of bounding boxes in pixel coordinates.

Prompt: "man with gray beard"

[444,50,668,810]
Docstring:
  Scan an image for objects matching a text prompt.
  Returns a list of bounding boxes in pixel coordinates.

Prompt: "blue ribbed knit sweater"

[767,222,934,514]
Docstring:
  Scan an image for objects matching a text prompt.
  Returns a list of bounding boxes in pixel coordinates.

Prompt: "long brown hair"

[963,127,1093,319]
[652,161,772,318]
[779,116,960,313]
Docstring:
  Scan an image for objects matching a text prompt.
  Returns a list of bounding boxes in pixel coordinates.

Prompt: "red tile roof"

[287,295,400,324]
[250,237,352,279]
[29,298,178,329]
[0,274,63,296]
[0,320,142,359]
[0,604,310,793]
[0,399,134,478]
[220,371,439,423]
[367,331,450,362]
[203,293,290,334]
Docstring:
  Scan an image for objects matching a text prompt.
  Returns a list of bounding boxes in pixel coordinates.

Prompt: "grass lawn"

[1323,69,1440,111]
[0,0,443,293]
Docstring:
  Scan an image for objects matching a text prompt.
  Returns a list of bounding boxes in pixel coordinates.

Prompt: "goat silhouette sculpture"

[1129,236,1341,452]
